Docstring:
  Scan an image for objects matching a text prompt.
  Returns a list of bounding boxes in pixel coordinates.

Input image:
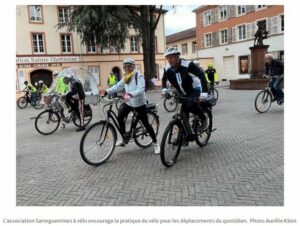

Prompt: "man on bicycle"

[53,71,69,95]
[264,53,284,104]
[162,47,209,141]
[63,76,86,132]
[24,81,38,105]
[100,58,160,154]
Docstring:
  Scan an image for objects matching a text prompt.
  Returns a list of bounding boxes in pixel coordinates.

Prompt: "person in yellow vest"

[107,72,118,98]
[37,80,49,94]
[53,71,69,94]
[24,81,38,105]
[205,63,219,85]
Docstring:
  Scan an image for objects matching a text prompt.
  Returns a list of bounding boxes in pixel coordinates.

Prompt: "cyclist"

[107,72,118,98]
[264,53,284,104]
[205,63,218,86]
[63,76,86,132]
[162,47,209,141]
[100,58,160,154]
[23,81,38,105]
[37,80,49,95]
[53,71,69,95]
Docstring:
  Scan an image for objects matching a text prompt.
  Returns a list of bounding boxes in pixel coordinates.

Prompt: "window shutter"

[211,8,218,23]
[267,17,272,34]
[201,34,205,48]
[249,5,255,12]
[271,16,278,34]
[229,5,236,18]
[212,32,219,46]
[232,27,236,42]
[251,22,256,38]
[246,23,251,39]
[228,27,232,43]
[201,13,204,26]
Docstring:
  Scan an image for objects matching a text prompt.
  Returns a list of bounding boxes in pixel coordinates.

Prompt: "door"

[30,69,53,87]
[223,56,235,80]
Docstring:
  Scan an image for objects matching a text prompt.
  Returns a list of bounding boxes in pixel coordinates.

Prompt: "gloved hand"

[164,92,171,99]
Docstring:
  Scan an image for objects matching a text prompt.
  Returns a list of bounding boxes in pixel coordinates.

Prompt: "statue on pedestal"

[254,21,269,46]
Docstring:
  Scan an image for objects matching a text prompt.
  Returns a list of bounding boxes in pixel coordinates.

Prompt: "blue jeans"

[271,77,284,100]
[31,92,38,104]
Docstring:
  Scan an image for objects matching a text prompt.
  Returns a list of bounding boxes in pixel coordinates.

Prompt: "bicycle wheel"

[163,97,178,112]
[213,88,219,101]
[116,97,124,110]
[35,109,61,135]
[80,121,117,166]
[134,112,159,148]
[255,90,272,113]
[72,108,93,127]
[17,97,28,109]
[160,120,183,167]
[195,111,212,147]
[32,97,44,109]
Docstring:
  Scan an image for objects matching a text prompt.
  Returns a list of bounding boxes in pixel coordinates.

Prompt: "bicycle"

[254,75,284,113]
[98,92,125,111]
[208,82,219,102]
[160,95,216,167]
[35,94,93,135]
[163,87,179,112]
[16,90,44,109]
[80,97,160,166]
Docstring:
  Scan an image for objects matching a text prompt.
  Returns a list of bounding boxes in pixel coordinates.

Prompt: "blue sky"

[163,5,198,35]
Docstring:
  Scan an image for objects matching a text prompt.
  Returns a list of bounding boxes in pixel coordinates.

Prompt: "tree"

[58,5,165,90]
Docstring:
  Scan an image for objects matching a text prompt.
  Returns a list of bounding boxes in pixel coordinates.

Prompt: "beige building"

[16,5,167,92]
[166,27,198,61]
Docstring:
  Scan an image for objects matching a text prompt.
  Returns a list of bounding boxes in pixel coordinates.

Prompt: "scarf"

[124,71,135,84]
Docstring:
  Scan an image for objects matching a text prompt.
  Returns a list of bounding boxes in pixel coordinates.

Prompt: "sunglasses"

[123,64,133,69]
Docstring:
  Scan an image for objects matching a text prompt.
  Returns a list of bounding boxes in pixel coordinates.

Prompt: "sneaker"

[116,140,125,147]
[76,126,86,132]
[200,117,208,131]
[154,142,160,155]
[277,98,284,105]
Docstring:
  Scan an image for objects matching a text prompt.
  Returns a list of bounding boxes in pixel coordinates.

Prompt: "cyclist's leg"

[117,102,132,138]
[274,77,284,99]
[271,78,278,99]
[135,105,157,143]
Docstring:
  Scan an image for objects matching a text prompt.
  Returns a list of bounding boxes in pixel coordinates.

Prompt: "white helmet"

[38,80,43,84]
[53,71,59,76]
[123,58,135,65]
[164,47,181,57]
[193,60,200,66]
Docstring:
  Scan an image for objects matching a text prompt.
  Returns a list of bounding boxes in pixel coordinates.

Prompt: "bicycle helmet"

[38,80,43,84]
[52,71,59,76]
[123,58,135,65]
[208,63,213,68]
[164,47,181,57]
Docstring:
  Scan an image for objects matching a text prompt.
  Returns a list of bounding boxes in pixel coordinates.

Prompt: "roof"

[166,27,196,44]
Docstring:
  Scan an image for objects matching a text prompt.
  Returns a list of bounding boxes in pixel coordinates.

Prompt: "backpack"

[134,72,147,91]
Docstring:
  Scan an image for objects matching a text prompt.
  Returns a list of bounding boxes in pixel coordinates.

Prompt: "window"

[205,33,212,47]
[29,5,42,22]
[88,67,100,85]
[182,43,188,55]
[237,5,246,15]
[203,11,211,25]
[87,37,96,53]
[280,15,284,31]
[61,34,72,53]
[130,36,139,53]
[110,46,117,53]
[32,33,45,54]
[220,29,228,44]
[58,7,70,23]
[237,25,246,40]
[219,6,227,21]
[256,5,267,10]
[239,56,249,74]
[192,41,197,53]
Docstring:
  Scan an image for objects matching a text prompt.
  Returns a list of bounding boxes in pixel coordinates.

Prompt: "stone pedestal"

[249,45,269,79]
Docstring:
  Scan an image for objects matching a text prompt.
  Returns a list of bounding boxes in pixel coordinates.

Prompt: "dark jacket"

[69,79,85,100]
[162,59,208,96]
[265,59,284,77]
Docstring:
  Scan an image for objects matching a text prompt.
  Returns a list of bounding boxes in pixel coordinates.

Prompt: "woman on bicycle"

[101,58,160,154]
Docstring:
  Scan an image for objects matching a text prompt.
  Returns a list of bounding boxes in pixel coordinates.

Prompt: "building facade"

[166,27,198,61]
[193,5,284,80]
[16,5,167,92]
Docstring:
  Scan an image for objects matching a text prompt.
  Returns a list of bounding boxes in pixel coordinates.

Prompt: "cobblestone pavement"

[16,86,283,206]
